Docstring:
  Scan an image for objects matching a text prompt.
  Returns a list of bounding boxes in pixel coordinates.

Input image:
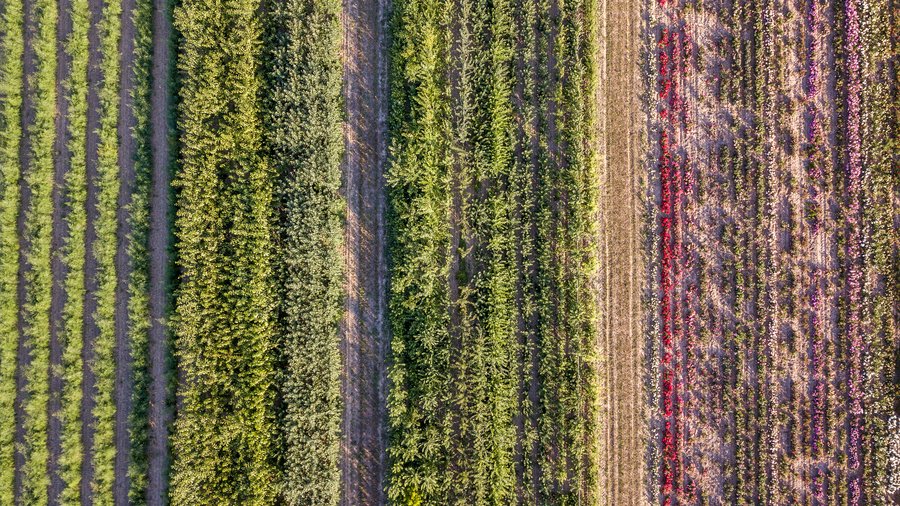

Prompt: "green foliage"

[56,0,90,500]
[19,0,57,501]
[0,0,23,500]
[88,0,123,501]
[386,0,598,497]
[263,0,344,502]
[126,0,155,501]
[170,0,276,502]
[386,0,453,498]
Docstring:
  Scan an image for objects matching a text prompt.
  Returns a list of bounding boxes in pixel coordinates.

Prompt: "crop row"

[0,0,24,500]
[264,0,345,501]
[168,0,277,502]
[646,0,899,501]
[57,0,90,499]
[19,0,57,501]
[386,0,599,500]
[125,0,156,501]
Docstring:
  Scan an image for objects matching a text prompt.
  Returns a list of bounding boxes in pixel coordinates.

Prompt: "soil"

[81,0,104,498]
[114,0,138,499]
[146,0,174,502]
[340,0,390,499]
[49,0,74,498]
[15,0,38,496]
[596,0,645,501]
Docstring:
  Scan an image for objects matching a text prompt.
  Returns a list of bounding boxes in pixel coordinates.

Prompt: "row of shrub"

[56,0,90,500]
[263,0,345,501]
[166,0,348,501]
[168,0,277,502]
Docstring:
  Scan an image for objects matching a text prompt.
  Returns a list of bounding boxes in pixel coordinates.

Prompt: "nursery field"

[641,0,899,503]
[0,0,895,500]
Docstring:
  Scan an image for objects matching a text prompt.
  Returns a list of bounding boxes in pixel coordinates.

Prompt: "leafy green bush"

[169,0,276,502]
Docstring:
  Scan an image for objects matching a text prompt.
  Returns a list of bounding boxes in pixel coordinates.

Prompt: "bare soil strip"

[15,0,38,496]
[596,0,644,501]
[145,0,173,502]
[114,0,138,500]
[81,0,103,499]
[49,0,74,499]
[340,0,389,499]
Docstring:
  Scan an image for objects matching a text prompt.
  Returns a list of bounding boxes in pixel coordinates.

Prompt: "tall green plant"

[126,0,155,500]
[386,0,454,499]
[88,0,122,500]
[57,0,90,500]
[170,0,276,502]
[264,0,344,502]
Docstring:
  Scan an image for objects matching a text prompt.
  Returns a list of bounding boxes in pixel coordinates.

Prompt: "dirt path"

[340,0,389,499]
[145,0,173,502]
[49,0,74,498]
[81,0,103,499]
[596,0,644,500]
[114,0,138,500]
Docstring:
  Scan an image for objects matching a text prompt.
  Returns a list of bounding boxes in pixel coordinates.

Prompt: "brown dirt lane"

[114,0,138,499]
[595,0,645,501]
[15,0,38,496]
[146,0,174,502]
[49,0,73,497]
[340,0,390,499]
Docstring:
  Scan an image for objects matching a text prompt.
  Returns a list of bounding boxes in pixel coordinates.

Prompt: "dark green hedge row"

[264,0,344,502]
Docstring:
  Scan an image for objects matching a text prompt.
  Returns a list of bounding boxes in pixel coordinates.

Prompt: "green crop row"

[57,0,90,500]
[263,0,345,502]
[88,0,123,500]
[0,0,23,501]
[385,0,599,498]
[385,0,453,497]
[441,0,519,498]
[19,0,57,501]
[126,0,154,501]
[169,0,277,502]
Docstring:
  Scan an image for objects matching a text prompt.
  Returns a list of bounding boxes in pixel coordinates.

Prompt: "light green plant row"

[264,0,344,502]
[170,0,276,502]
[56,0,90,500]
[531,0,599,496]
[126,0,154,500]
[556,0,599,495]
[0,0,23,501]
[511,0,540,497]
[446,0,491,498]
[469,0,520,498]
[88,0,122,501]
[20,0,57,501]
[445,0,519,498]
[386,0,454,498]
